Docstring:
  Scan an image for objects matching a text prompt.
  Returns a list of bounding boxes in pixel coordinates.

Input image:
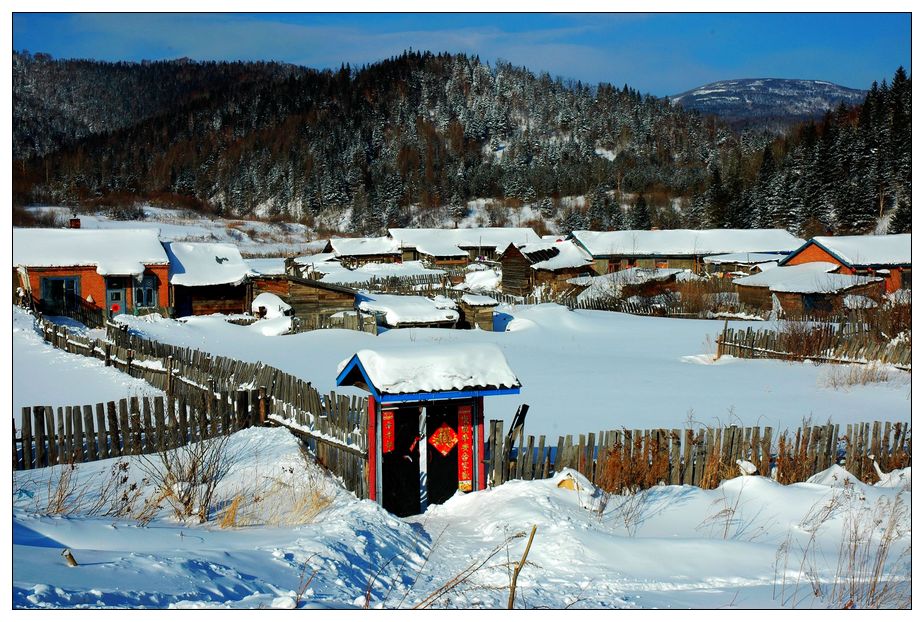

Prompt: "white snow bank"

[339,343,520,395]
[356,293,459,326]
[13,228,168,275]
[734,262,882,294]
[573,229,804,257]
[164,241,252,286]
[454,266,501,293]
[250,292,291,319]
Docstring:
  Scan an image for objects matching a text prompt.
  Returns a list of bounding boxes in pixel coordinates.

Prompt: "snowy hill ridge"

[671,78,867,128]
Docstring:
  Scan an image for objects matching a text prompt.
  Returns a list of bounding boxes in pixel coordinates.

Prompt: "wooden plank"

[73,405,85,463]
[177,395,189,446]
[118,399,131,456]
[64,406,74,463]
[21,408,32,470]
[82,405,96,462]
[236,390,248,431]
[107,401,121,457]
[153,397,166,452]
[55,407,65,465]
[524,435,535,481]
[670,429,681,485]
[96,403,108,460]
[682,429,694,485]
[492,420,504,486]
[129,397,142,455]
[142,398,153,453]
[536,435,546,480]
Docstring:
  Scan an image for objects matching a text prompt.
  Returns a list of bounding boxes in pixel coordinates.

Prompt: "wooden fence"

[20,314,369,497]
[14,392,260,470]
[486,419,911,490]
[717,324,912,369]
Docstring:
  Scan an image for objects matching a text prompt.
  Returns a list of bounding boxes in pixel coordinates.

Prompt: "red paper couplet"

[382,410,395,453]
[457,405,473,492]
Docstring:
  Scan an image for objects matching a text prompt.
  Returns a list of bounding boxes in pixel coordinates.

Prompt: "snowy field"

[13,308,164,425]
[12,426,911,609]
[10,304,912,609]
[25,206,312,256]
[113,304,911,438]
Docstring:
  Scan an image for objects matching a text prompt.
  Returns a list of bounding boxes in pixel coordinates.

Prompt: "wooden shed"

[336,343,521,517]
[325,237,401,268]
[734,261,885,315]
[164,242,251,317]
[250,274,357,329]
[500,241,594,296]
[457,294,499,330]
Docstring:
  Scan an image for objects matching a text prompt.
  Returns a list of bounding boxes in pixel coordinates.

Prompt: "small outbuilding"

[457,294,499,330]
[336,343,521,516]
[356,293,459,329]
[500,240,594,296]
[164,241,252,317]
[779,234,911,292]
[324,237,401,267]
[734,261,884,315]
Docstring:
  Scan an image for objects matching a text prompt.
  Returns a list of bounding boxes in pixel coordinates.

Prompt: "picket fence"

[21,315,369,497]
[717,324,912,369]
[486,419,911,490]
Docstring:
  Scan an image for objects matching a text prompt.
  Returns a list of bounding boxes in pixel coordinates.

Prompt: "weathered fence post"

[258,386,267,425]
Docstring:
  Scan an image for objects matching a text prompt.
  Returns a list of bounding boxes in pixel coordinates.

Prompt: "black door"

[426,404,459,506]
[381,407,422,517]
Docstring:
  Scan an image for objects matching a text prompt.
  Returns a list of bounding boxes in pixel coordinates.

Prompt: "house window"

[901,270,912,289]
[40,276,80,310]
[134,275,158,309]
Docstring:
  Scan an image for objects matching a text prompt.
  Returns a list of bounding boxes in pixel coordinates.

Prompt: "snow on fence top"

[328,236,400,257]
[389,227,542,255]
[356,293,459,326]
[164,241,252,287]
[783,234,912,267]
[337,343,521,397]
[702,252,786,265]
[572,229,805,257]
[13,228,169,276]
[733,261,882,294]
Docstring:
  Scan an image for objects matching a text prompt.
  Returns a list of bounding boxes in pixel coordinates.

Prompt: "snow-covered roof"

[415,241,470,258]
[356,293,459,326]
[785,234,912,267]
[319,261,445,285]
[733,262,882,294]
[13,228,169,276]
[572,229,805,257]
[244,257,287,276]
[336,343,520,397]
[389,227,542,255]
[461,293,499,307]
[328,237,400,257]
[164,242,252,287]
[703,252,786,265]
[524,241,593,271]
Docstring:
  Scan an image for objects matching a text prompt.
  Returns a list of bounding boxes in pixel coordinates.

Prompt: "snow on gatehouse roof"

[164,241,252,286]
[13,228,169,276]
[336,343,521,400]
[782,234,912,268]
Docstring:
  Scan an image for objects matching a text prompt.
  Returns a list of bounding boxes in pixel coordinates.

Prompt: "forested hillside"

[13,51,911,235]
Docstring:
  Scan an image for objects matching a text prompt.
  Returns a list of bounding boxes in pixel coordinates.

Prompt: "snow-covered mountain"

[671,78,867,129]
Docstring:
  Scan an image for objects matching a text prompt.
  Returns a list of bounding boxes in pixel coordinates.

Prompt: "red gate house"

[778,234,911,293]
[336,343,521,517]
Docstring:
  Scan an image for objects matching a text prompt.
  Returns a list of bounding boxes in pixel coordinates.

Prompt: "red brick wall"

[25,264,169,311]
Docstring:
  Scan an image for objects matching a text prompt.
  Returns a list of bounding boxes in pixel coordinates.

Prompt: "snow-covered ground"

[113,304,910,437]
[13,307,164,426]
[12,425,911,609]
[25,206,312,256]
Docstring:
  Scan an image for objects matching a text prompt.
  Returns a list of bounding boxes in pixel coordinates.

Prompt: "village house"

[13,228,170,324]
[499,239,595,296]
[388,227,542,264]
[456,294,499,330]
[323,237,401,267]
[356,293,459,329]
[164,241,253,317]
[571,229,805,275]
[778,234,911,292]
[702,252,785,277]
[249,274,357,329]
[734,262,884,315]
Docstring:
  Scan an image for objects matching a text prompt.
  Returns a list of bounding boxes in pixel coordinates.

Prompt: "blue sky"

[12,13,911,95]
